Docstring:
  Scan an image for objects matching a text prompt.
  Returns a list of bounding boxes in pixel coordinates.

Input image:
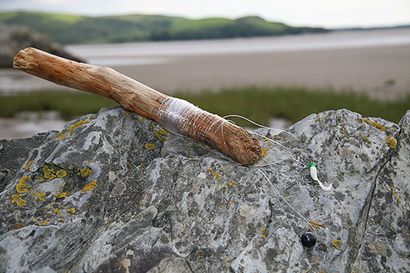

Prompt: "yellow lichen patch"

[11,194,26,207]
[23,160,33,172]
[156,128,168,135]
[219,181,239,192]
[148,123,156,130]
[226,181,239,187]
[55,132,67,141]
[82,180,97,192]
[144,143,156,150]
[154,128,168,142]
[331,239,342,250]
[261,148,269,157]
[10,223,26,230]
[208,167,222,181]
[56,169,67,178]
[78,166,93,178]
[261,226,268,238]
[386,136,397,149]
[55,119,90,140]
[362,118,386,131]
[43,165,56,180]
[35,191,47,202]
[67,119,91,133]
[43,165,67,180]
[54,192,68,199]
[67,207,77,214]
[309,220,325,229]
[39,220,49,226]
[52,208,61,214]
[16,176,30,193]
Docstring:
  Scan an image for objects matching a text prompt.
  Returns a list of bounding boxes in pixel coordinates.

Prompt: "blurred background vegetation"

[1,88,409,127]
[0,3,409,138]
[0,12,326,44]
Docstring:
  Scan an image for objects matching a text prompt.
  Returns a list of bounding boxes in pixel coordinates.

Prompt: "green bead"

[308,162,317,168]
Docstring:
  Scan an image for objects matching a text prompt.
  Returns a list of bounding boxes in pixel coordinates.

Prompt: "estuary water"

[67,28,410,66]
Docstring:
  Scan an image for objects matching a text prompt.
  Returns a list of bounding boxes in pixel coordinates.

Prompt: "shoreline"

[2,44,410,100]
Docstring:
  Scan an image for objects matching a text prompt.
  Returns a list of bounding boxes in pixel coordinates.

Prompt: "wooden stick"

[13,47,262,165]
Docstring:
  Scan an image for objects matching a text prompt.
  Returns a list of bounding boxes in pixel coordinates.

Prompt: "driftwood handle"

[13,47,262,165]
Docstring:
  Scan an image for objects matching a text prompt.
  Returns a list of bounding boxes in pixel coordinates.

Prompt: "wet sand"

[112,44,410,99]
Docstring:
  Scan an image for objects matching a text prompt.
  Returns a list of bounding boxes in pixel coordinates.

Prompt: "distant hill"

[0,11,328,44]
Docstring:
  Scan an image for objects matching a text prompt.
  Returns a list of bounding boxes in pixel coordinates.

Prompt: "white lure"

[308,162,332,191]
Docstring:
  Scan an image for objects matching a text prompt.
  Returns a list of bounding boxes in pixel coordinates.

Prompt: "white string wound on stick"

[157,97,262,165]
[158,97,226,143]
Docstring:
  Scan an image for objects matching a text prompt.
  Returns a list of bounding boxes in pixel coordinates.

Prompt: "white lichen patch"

[37,178,66,194]
[82,131,102,150]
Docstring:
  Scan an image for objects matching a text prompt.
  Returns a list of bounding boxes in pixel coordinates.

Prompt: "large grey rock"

[0,24,83,68]
[0,107,408,273]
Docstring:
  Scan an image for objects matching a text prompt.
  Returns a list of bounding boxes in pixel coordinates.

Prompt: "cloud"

[39,0,65,3]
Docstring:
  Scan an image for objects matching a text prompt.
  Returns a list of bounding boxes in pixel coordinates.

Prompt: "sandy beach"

[112,44,410,99]
[1,28,409,99]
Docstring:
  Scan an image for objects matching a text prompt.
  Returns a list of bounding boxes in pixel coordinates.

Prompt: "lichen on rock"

[82,180,97,192]
[15,176,30,193]
[0,107,408,273]
[43,165,67,180]
[77,166,93,178]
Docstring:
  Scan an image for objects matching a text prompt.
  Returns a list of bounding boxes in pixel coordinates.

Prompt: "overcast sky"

[1,0,409,28]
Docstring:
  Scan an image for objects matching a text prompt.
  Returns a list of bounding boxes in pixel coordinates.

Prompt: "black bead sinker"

[301,232,316,248]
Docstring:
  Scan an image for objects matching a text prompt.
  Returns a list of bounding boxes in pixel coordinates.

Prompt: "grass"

[1,87,409,126]
[176,87,410,125]
[0,91,117,119]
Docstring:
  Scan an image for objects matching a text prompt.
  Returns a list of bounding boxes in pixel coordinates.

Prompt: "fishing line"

[223,114,332,189]
[222,116,305,169]
[158,100,329,247]
[223,114,296,138]
[223,114,333,247]
[258,169,317,235]
[250,131,305,168]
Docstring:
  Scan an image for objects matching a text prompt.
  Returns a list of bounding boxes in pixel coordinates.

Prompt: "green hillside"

[0,11,327,44]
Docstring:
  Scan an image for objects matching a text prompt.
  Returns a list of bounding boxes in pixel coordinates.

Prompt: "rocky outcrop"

[0,107,408,272]
[0,24,83,68]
